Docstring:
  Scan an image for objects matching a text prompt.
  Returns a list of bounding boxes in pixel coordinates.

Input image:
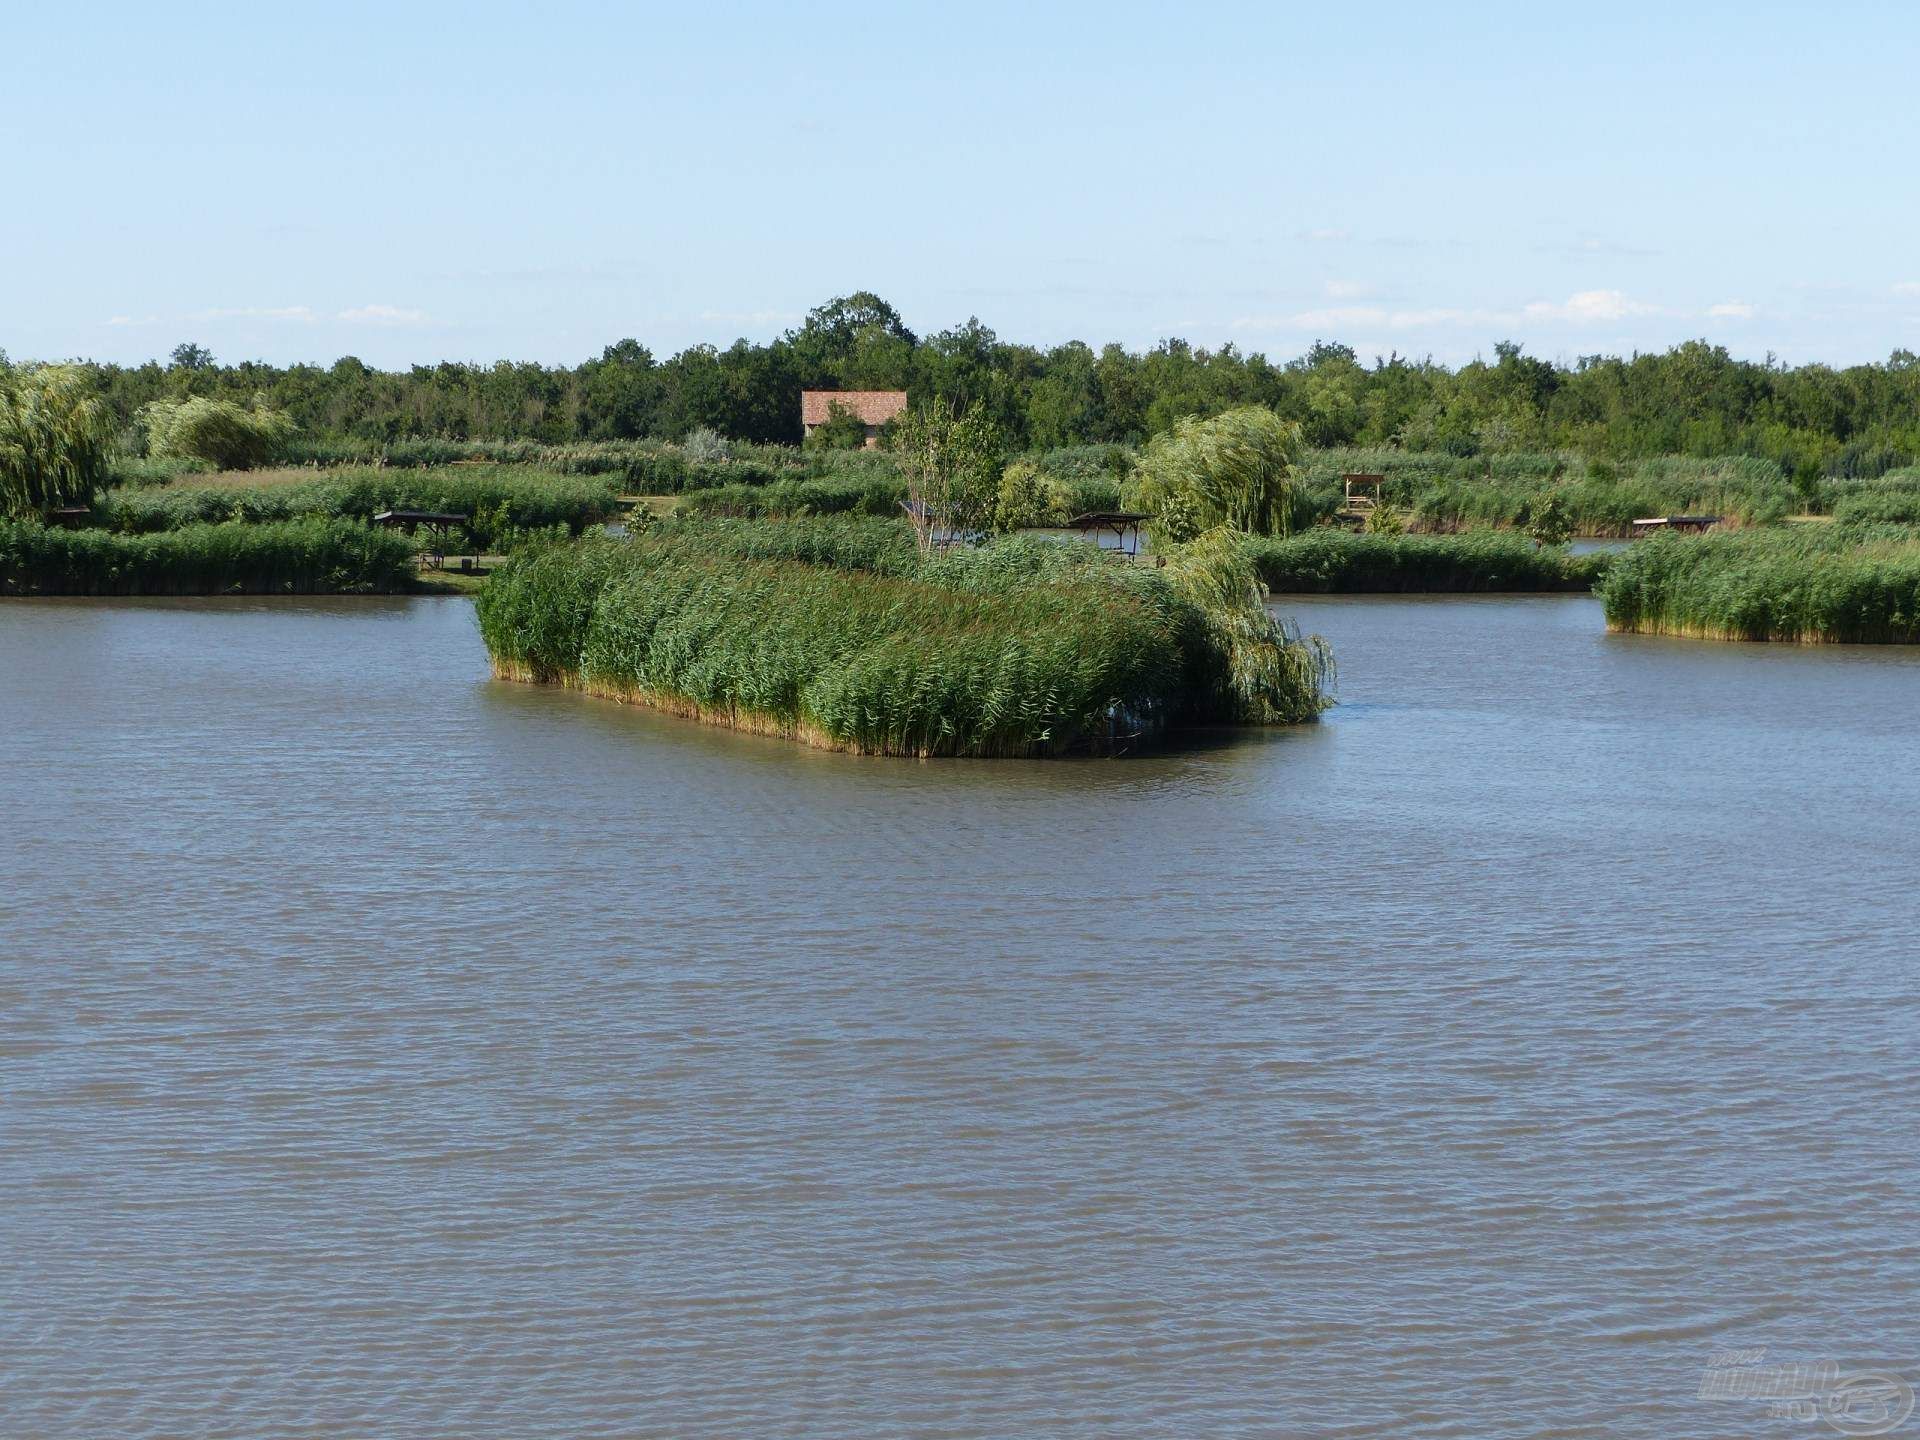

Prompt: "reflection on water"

[3,594,1917,1439]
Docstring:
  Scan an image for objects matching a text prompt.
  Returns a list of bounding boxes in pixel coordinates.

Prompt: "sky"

[6,0,1919,372]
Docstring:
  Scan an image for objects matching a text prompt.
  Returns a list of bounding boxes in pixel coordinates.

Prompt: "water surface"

[3,595,1916,1438]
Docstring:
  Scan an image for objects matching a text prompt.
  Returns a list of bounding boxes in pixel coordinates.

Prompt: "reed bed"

[1245,529,1610,593]
[1598,526,1920,642]
[1295,450,1799,534]
[93,465,619,546]
[476,521,1331,756]
[0,518,418,596]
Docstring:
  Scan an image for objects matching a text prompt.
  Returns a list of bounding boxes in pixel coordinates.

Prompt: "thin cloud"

[1322,279,1374,300]
[1522,289,1662,323]
[1298,227,1352,242]
[1894,282,1920,297]
[338,304,429,325]
[1708,302,1757,320]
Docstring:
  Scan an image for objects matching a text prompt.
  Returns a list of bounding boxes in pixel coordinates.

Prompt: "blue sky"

[6,0,1918,370]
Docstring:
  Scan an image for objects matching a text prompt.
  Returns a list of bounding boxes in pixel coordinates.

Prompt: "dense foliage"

[0,517,416,595]
[142,396,296,470]
[1128,406,1304,539]
[475,519,1331,755]
[46,293,1920,473]
[1598,526,1920,642]
[1245,529,1610,593]
[0,365,113,518]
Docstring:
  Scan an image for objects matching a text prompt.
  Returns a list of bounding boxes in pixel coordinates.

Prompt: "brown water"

[4,595,1917,1439]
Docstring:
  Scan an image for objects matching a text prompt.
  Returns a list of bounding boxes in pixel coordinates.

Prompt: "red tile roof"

[801,390,909,427]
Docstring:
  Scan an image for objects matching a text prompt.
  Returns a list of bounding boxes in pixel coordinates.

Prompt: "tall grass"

[0,518,417,596]
[1245,530,1610,593]
[1295,449,1799,533]
[476,522,1331,755]
[1598,526,1920,642]
[278,436,902,493]
[94,464,619,546]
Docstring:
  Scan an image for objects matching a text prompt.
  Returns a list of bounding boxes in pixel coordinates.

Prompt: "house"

[800,390,908,448]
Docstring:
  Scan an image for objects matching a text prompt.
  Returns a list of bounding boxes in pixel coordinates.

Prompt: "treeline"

[29,292,1920,473]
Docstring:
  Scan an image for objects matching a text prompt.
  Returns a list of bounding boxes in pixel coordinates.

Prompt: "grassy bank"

[1246,530,1611,593]
[476,520,1331,756]
[0,518,418,596]
[1599,527,1920,642]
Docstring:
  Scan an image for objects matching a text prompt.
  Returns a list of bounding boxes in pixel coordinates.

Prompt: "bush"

[682,427,731,463]
[142,397,297,470]
[992,460,1068,532]
[0,517,416,595]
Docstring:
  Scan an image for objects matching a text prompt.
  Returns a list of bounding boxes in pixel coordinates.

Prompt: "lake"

[3,594,1916,1438]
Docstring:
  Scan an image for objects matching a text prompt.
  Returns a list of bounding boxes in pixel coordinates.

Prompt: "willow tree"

[1127,406,1305,540]
[0,365,114,519]
[141,396,296,471]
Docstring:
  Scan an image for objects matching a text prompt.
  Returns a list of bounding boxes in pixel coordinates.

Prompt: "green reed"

[0,518,418,596]
[1244,529,1610,592]
[1598,525,1920,642]
[476,520,1332,756]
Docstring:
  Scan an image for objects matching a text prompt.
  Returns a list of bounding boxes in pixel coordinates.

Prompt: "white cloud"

[1300,227,1352,242]
[1522,289,1661,323]
[105,314,161,327]
[1322,279,1373,300]
[1708,302,1756,320]
[1894,282,1920,297]
[338,303,429,325]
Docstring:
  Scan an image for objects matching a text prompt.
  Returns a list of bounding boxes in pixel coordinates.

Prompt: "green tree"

[889,397,1004,550]
[142,396,296,470]
[0,365,114,517]
[1126,405,1304,539]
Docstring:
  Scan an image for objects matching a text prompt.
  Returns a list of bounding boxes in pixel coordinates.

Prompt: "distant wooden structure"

[373,508,469,569]
[1339,473,1385,524]
[1631,515,1721,535]
[1069,511,1149,558]
[801,390,908,448]
[46,506,92,528]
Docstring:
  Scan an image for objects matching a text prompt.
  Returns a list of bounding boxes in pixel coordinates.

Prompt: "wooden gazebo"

[372,509,469,568]
[1068,511,1149,557]
[1341,473,1385,517]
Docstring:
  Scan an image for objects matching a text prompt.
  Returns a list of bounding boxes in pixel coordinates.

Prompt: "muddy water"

[3,594,1916,1438]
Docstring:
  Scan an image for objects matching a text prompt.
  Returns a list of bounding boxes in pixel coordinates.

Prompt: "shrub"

[682,427,731,463]
[992,460,1068,532]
